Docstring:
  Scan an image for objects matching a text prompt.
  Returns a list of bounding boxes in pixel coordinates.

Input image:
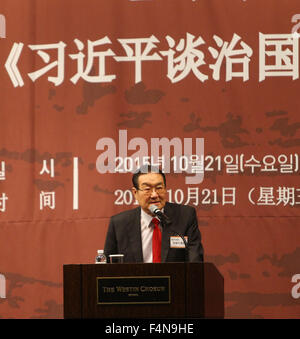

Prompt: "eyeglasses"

[137,185,166,196]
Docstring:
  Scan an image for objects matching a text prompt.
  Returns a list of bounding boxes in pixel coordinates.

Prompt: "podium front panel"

[63,262,223,318]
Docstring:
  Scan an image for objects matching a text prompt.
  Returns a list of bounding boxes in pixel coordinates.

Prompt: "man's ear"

[131,186,137,197]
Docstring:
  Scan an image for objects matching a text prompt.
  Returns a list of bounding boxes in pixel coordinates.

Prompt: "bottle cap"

[97,249,104,254]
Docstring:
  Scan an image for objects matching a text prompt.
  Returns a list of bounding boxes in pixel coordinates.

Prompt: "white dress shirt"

[140,208,161,263]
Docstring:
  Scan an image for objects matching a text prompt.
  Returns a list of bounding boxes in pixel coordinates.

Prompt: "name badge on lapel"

[170,236,188,248]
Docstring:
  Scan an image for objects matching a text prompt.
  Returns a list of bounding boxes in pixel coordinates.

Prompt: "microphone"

[149,205,171,225]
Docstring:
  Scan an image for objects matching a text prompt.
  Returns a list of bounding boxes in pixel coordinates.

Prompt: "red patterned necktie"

[152,218,162,263]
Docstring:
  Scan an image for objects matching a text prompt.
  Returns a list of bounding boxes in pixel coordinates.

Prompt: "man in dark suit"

[104,166,204,263]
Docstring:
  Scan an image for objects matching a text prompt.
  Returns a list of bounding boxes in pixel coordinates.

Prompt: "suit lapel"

[161,202,173,262]
[128,207,144,262]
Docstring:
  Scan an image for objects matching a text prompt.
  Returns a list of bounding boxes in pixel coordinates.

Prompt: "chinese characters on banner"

[0,161,8,212]
[1,154,299,211]
[0,157,79,212]
[4,32,299,87]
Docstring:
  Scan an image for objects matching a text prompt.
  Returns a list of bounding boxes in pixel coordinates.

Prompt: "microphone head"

[149,204,159,214]
[149,204,171,226]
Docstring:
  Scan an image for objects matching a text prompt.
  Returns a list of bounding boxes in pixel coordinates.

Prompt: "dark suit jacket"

[104,202,204,263]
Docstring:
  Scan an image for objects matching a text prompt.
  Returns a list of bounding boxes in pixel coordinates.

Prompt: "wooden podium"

[63,262,224,319]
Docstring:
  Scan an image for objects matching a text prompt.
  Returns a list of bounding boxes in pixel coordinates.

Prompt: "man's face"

[132,172,167,214]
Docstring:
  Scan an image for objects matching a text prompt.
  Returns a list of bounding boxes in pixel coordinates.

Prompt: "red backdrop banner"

[0,0,300,318]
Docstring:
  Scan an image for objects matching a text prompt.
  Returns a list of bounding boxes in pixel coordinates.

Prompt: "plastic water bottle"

[95,249,107,264]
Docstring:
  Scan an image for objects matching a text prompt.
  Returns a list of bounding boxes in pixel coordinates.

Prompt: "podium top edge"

[63,262,210,267]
